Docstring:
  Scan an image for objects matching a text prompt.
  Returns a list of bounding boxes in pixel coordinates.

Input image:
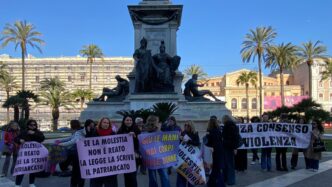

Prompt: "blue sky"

[0,0,331,76]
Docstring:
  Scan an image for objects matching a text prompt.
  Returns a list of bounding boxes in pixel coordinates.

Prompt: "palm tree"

[40,77,73,131]
[297,41,329,97]
[183,64,208,82]
[0,61,8,79]
[0,74,19,122]
[320,58,332,81]
[265,43,300,106]
[0,20,44,90]
[236,71,257,121]
[72,89,94,110]
[2,95,24,122]
[16,90,39,120]
[241,26,277,117]
[79,44,103,90]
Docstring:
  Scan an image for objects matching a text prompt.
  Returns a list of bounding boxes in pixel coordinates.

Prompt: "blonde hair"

[97,117,112,129]
[184,120,196,133]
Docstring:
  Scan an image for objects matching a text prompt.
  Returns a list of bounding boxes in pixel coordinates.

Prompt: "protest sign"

[77,134,136,179]
[138,131,179,169]
[45,144,67,164]
[237,123,312,149]
[176,141,206,185]
[13,142,49,176]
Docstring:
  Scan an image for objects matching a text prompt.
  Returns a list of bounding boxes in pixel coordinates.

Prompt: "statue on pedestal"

[151,41,180,92]
[133,37,153,92]
[94,75,129,101]
[184,74,221,102]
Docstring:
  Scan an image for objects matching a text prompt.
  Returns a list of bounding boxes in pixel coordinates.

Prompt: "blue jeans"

[223,150,235,185]
[261,148,272,170]
[308,159,319,170]
[176,173,194,187]
[148,168,170,187]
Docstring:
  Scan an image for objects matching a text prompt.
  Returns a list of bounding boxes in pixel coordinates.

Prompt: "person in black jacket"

[117,115,140,187]
[205,118,225,187]
[176,120,200,187]
[14,119,45,187]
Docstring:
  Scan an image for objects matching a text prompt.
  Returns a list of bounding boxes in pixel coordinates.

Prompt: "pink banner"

[13,142,49,176]
[77,134,136,179]
[264,96,308,110]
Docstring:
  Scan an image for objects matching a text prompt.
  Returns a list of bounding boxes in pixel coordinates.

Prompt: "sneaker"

[0,173,6,177]
[29,184,36,187]
[14,185,21,187]
[313,169,318,172]
[250,161,256,165]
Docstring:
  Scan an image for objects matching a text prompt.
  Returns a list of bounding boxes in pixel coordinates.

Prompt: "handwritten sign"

[13,142,49,176]
[77,134,136,179]
[176,141,206,185]
[138,131,179,169]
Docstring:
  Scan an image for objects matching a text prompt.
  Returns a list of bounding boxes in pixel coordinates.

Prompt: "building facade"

[0,54,134,130]
[200,69,303,119]
[293,59,332,112]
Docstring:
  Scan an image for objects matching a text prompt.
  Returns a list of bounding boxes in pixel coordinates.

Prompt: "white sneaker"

[29,184,36,187]
[14,185,21,187]
[312,169,318,172]
[250,161,256,165]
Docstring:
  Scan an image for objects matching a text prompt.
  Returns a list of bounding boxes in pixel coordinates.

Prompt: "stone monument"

[80,0,231,132]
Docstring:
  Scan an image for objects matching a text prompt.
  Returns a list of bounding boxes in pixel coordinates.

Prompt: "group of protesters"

[0,112,325,187]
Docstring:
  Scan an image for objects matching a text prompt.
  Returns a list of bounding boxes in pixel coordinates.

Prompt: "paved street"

[1,152,332,187]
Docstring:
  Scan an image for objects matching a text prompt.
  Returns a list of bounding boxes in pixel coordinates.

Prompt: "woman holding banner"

[117,115,140,187]
[143,115,171,187]
[0,121,20,177]
[14,120,45,187]
[90,117,118,187]
[205,118,225,187]
[176,120,200,187]
[305,120,324,172]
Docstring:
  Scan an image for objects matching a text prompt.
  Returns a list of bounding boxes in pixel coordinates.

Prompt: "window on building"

[211,83,215,87]
[35,76,39,82]
[252,98,257,109]
[68,76,72,82]
[264,82,267,86]
[264,92,267,96]
[9,68,13,72]
[35,67,39,71]
[54,66,58,71]
[286,81,290,85]
[319,82,323,87]
[216,82,220,86]
[319,93,323,99]
[330,107,332,113]
[330,80,332,87]
[231,98,237,109]
[80,66,85,70]
[272,92,275,96]
[80,75,85,82]
[106,66,111,70]
[306,91,309,95]
[67,66,72,71]
[330,93,332,101]
[55,76,59,79]
[241,98,248,109]
[93,76,98,82]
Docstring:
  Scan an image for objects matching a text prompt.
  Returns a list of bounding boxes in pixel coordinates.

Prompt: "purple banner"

[264,96,308,110]
[77,134,136,179]
[138,131,179,169]
[13,142,49,176]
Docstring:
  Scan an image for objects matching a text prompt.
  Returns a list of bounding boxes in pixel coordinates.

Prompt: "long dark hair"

[121,115,134,129]
[314,120,324,133]
[26,119,38,130]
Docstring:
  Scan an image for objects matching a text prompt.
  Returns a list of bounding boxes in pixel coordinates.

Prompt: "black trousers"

[276,148,288,170]
[16,173,35,185]
[235,149,247,171]
[71,153,85,187]
[123,171,137,187]
[90,175,118,187]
